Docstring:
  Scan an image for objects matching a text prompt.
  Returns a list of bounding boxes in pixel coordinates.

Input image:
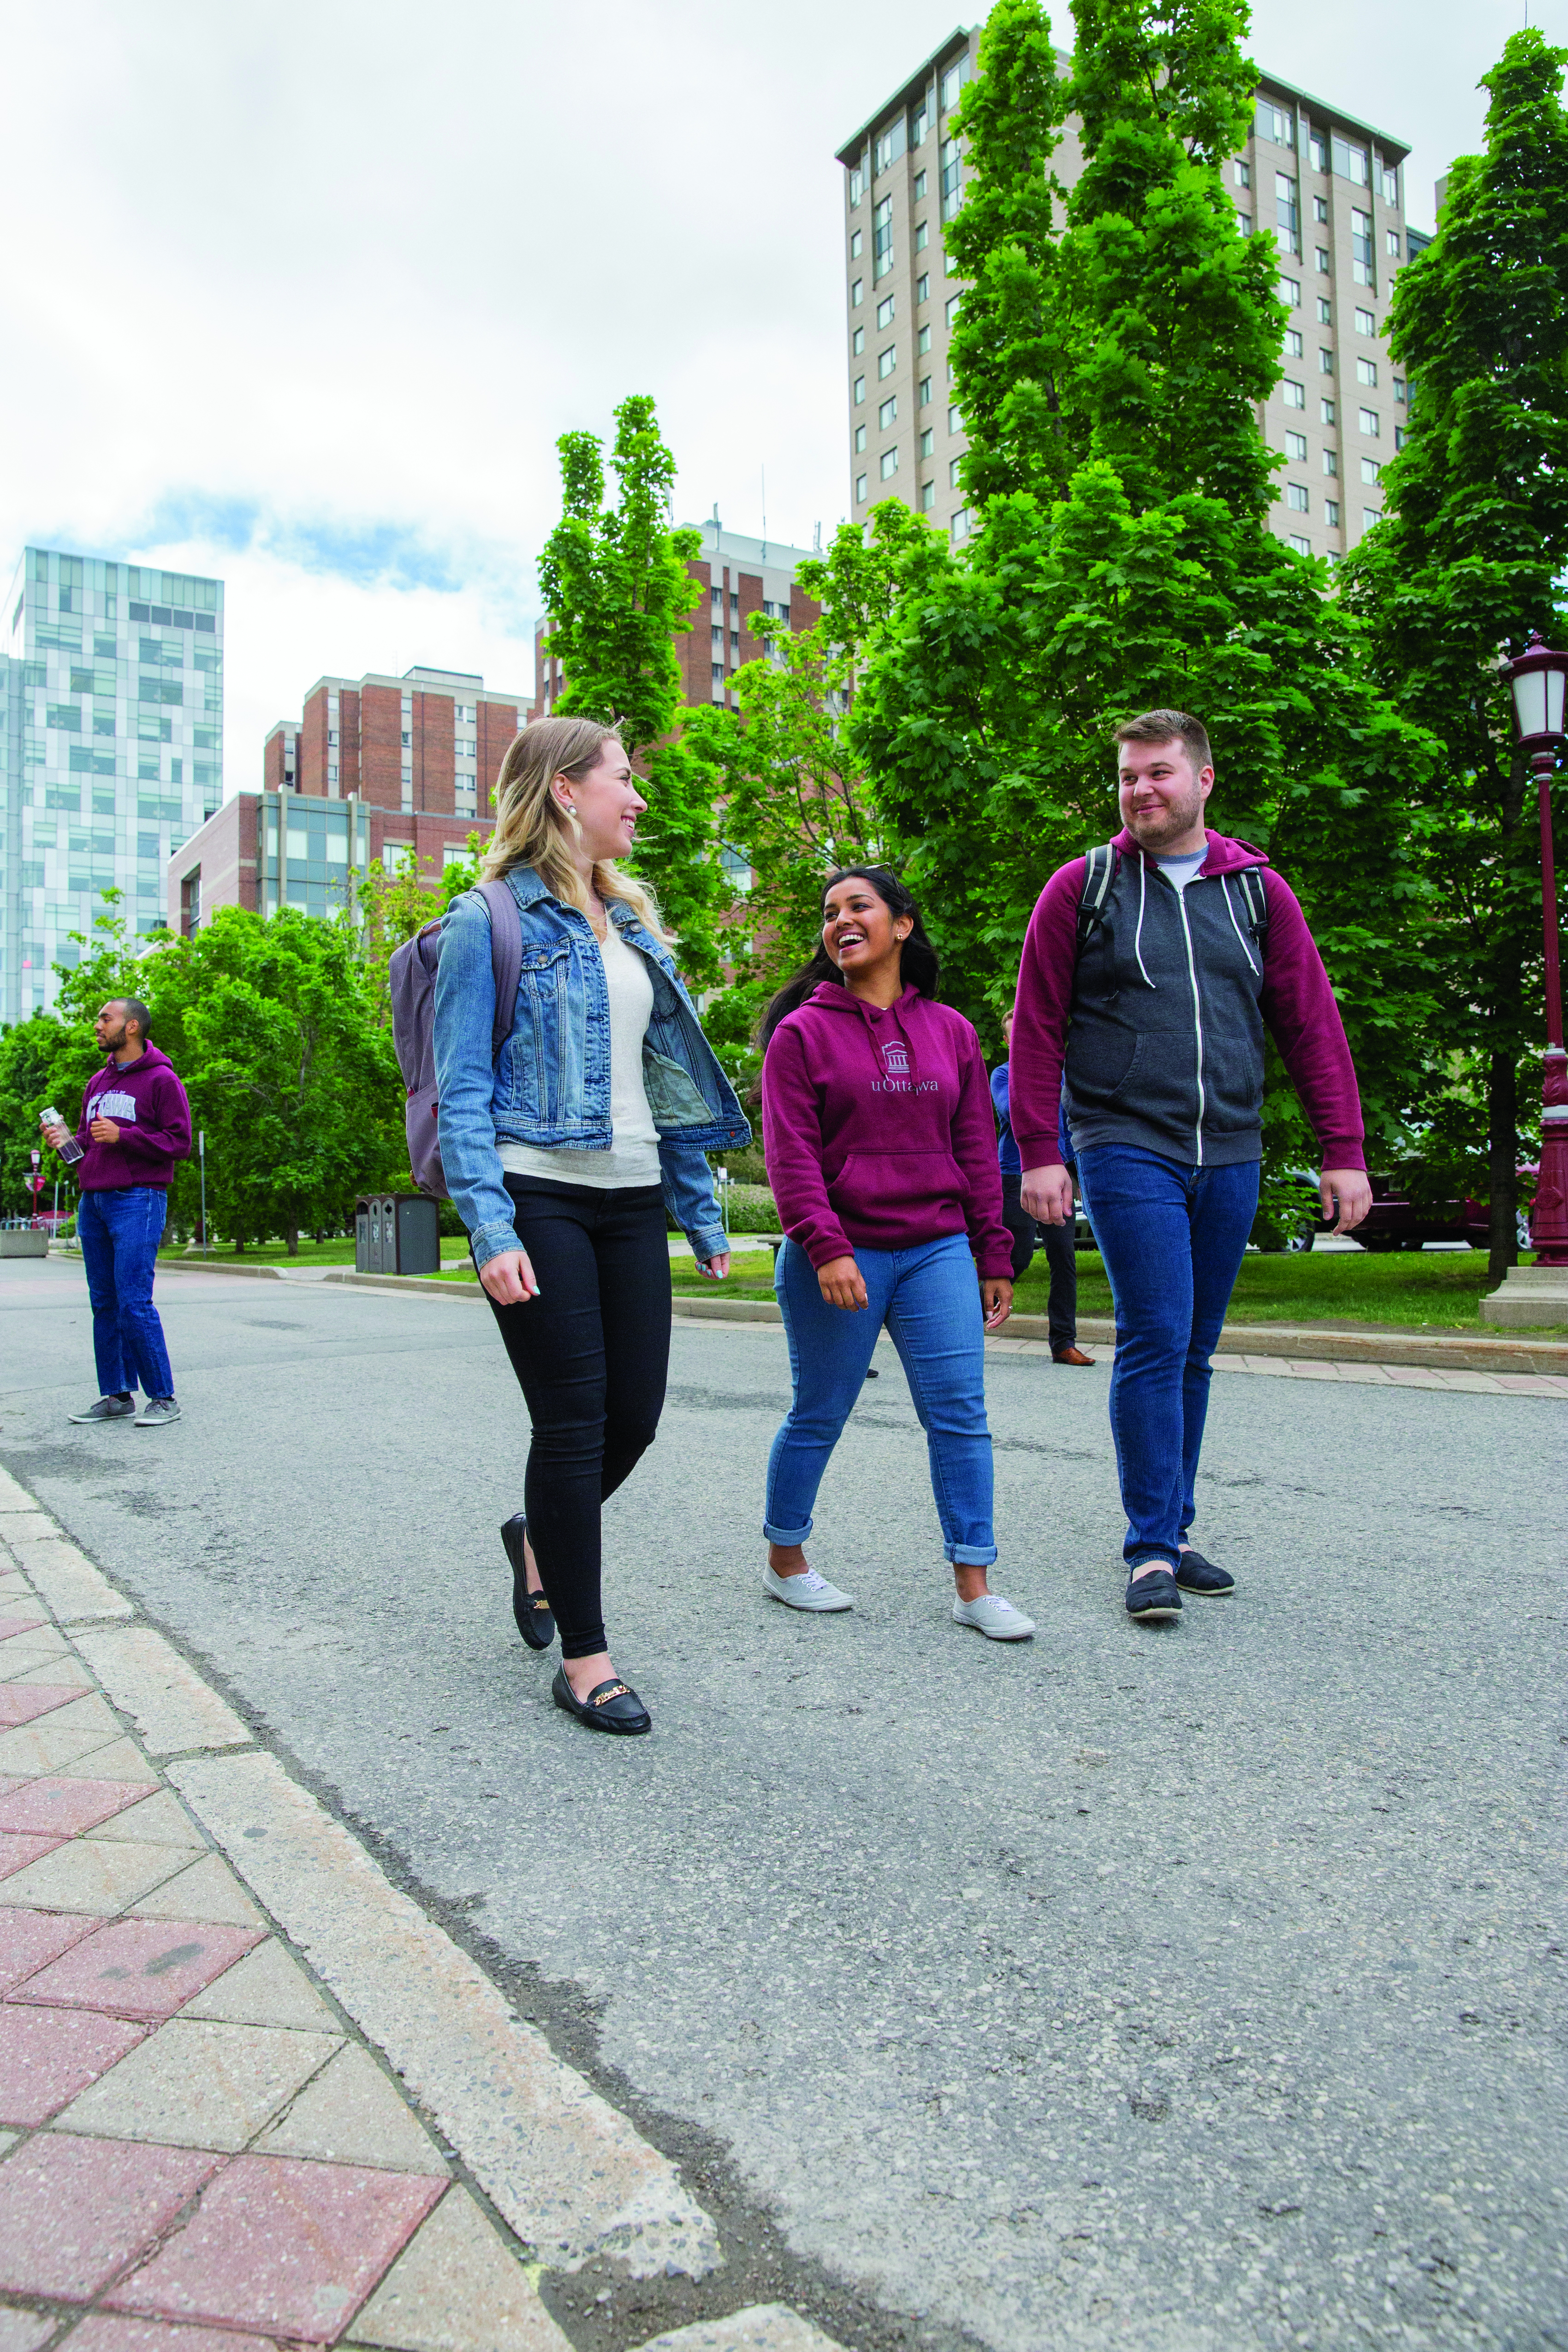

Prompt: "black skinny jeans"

[487,1176,671,1659]
[1000,1170,1078,1350]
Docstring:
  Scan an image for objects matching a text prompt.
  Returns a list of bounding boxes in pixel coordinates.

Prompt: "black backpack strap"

[475,878,524,1064]
[1076,843,1119,949]
[1235,866,1270,949]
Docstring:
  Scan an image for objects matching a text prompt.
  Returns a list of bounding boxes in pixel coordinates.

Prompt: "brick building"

[534,517,822,719]
[262,663,529,825]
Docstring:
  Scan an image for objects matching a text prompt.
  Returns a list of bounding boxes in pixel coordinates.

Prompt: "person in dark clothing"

[992,1010,1094,1366]
[42,998,191,1429]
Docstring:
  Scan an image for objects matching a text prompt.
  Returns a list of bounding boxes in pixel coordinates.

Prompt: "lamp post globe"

[1504,630,1568,1267]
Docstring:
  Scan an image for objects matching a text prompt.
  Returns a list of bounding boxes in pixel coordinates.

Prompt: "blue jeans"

[766,1232,997,1567]
[77,1187,175,1402]
[1075,1146,1259,1571]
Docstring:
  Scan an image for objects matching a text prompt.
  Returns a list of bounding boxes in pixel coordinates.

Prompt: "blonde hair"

[480,715,670,938]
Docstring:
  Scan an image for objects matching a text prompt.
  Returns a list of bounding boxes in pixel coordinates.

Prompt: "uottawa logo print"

[871,1034,937,1094]
[87,1088,139,1123]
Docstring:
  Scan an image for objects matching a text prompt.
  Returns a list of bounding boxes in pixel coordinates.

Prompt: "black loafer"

[1176,1547,1235,1595]
[1125,1566,1182,1621]
[501,1515,555,1649]
[551,1666,651,1735]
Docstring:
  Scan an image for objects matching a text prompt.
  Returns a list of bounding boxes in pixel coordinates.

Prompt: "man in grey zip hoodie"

[1010,709,1372,1622]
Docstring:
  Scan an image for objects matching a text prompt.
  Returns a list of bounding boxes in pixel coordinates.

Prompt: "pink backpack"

[389,880,523,1199]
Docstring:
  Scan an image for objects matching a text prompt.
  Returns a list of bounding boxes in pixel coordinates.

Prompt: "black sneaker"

[68,1394,136,1423]
[1176,1547,1235,1596]
[1125,1566,1182,1621]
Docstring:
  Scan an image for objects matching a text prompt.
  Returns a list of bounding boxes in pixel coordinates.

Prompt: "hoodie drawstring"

[1133,857,1156,990]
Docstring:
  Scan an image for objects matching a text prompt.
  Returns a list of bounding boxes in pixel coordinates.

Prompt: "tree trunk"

[1486,1048,1519,1289]
[285,1224,300,1256]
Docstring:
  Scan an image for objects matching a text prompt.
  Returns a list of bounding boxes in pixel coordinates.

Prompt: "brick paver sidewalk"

[0,1470,839,2352]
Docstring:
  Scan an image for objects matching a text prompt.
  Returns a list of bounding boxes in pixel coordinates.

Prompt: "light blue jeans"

[765,1232,997,1566]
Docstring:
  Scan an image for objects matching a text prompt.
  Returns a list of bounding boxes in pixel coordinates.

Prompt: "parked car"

[1283,1165,1539,1252]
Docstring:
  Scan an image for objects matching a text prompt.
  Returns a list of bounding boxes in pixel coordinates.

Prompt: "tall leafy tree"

[538,395,726,987]
[1340,28,1568,1278]
[853,0,1438,1186]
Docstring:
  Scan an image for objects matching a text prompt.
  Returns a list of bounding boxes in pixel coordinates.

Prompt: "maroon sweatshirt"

[762,983,1013,1277]
[1010,828,1365,1173]
[73,1045,192,1191]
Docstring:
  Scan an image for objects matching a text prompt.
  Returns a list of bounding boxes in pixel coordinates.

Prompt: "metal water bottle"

[42,1109,85,1166]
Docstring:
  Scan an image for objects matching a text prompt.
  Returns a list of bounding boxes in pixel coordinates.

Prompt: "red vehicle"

[1309,1166,1538,1252]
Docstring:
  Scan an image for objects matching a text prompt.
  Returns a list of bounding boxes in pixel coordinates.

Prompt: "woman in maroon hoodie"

[759,868,1035,1640]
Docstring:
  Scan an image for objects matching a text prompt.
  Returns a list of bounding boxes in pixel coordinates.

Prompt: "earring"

[561,799,583,842]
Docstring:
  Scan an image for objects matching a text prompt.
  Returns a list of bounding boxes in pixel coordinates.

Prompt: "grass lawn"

[671,1244,1543,1332]
[157,1237,472,1270]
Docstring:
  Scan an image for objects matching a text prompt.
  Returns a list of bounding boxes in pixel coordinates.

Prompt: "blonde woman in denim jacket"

[434,717,750,1735]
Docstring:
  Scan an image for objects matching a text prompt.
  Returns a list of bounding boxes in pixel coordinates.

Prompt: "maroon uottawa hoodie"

[762,983,1013,1277]
[72,1045,192,1191]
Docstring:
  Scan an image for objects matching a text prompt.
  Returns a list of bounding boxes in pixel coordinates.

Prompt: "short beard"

[100,1024,128,1052]
[1128,783,1206,848]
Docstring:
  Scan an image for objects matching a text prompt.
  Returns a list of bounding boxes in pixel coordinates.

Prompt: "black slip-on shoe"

[1125,1566,1182,1621]
[1176,1547,1235,1596]
[551,1665,651,1735]
[501,1514,555,1650]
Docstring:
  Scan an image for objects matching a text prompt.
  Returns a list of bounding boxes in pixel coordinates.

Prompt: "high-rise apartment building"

[838,31,1418,565]
[0,547,222,1023]
[534,516,823,717]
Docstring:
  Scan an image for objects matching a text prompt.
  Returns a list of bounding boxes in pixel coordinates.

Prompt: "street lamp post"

[1505,630,1568,1267]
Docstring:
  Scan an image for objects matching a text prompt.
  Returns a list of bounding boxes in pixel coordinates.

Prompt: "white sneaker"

[764,1565,854,1612]
[952,1592,1035,1640]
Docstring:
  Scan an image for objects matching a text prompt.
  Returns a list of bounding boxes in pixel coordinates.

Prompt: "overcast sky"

[0,0,1547,789]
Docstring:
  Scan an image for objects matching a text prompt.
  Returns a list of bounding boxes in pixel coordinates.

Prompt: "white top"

[499,917,662,1190]
[1156,841,1209,893]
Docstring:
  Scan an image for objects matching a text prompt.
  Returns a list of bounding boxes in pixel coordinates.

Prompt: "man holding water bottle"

[42,998,191,1429]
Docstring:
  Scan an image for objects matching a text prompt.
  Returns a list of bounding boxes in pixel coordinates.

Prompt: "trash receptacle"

[355,1194,440,1276]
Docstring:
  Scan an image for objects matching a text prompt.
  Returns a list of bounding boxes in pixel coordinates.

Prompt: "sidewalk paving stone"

[0,1836,194,1916]
[128,1849,265,1927]
[65,1737,162,1786]
[256,2043,450,2172]
[0,1774,152,1837]
[105,2153,446,2340]
[0,1832,63,1880]
[0,1618,46,1643]
[72,1627,253,1759]
[61,2320,278,2351]
[10,1917,264,2022]
[56,2015,342,2150]
[181,1938,342,2033]
[347,2183,570,2352]
[0,1694,126,1776]
[0,2312,54,2352]
[0,2130,221,2299]
[85,1788,207,1847]
[0,1684,90,1728]
[0,2002,147,2123]
[0,1907,97,1992]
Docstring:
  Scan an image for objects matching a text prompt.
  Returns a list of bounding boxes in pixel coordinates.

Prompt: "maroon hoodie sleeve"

[1259,872,1366,1170]
[951,1024,1015,1280]
[1009,859,1083,1167]
[761,1020,856,1269]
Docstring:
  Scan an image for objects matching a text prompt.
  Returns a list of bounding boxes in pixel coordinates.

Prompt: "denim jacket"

[432,864,751,1271]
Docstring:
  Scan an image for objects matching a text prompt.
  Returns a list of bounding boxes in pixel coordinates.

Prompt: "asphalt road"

[2,1256,1564,2352]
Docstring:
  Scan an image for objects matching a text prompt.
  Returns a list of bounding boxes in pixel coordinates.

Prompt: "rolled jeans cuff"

[948,1542,998,1568]
[763,1515,814,1545]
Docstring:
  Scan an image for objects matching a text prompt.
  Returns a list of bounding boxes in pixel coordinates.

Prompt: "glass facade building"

[1,546,223,1024]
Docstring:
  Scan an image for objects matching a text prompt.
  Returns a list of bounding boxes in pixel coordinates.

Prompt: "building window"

[1287,483,1309,512]
[1256,98,1291,145]
[730,591,739,613]
[1234,159,1251,189]
[849,163,865,207]
[919,375,932,406]
[944,294,961,328]
[730,630,739,651]
[874,119,906,175]
[853,326,865,356]
[939,137,962,221]
[327,729,338,745]
[878,344,896,378]
[327,763,339,783]
[1387,230,1402,259]
[1316,247,1330,273]
[1309,129,1327,173]
[915,223,930,258]
[1360,407,1380,436]
[1363,506,1382,529]
[880,447,899,479]
[854,424,866,452]
[1284,328,1303,358]
[1361,457,1381,484]
[401,731,411,747]
[950,507,972,543]
[1318,297,1332,325]
[918,322,931,354]
[920,481,935,511]
[1320,346,1335,374]
[1357,356,1378,386]
[1332,135,1369,186]
[1350,208,1374,285]
[916,272,929,303]
[850,229,862,259]
[1324,499,1340,526]
[1282,379,1305,408]
[1321,397,1336,425]
[947,403,962,435]
[1288,534,1311,555]
[914,169,927,199]
[1395,425,1408,450]
[855,474,867,503]
[1313,195,1329,224]
[854,375,865,404]
[1236,214,1251,236]
[879,396,897,428]
[711,587,723,613]
[911,98,929,148]
[1276,173,1300,252]
[940,57,965,109]
[877,294,895,328]
[712,663,724,684]
[1354,307,1376,336]
[873,195,893,279]
[1322,449,1338,476]
[1382,162,1399,205]
[851,279,863,307]
[949,457,962,488]
[1394,377,1407,404]
[1285,431,1307,461]
[919,428,933,457]
[1279,275,1300,307]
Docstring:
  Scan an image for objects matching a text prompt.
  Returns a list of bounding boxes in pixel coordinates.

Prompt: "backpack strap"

[1235,866,1270,950]
[475,878,524,1065]
[1076,843,1119,949]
